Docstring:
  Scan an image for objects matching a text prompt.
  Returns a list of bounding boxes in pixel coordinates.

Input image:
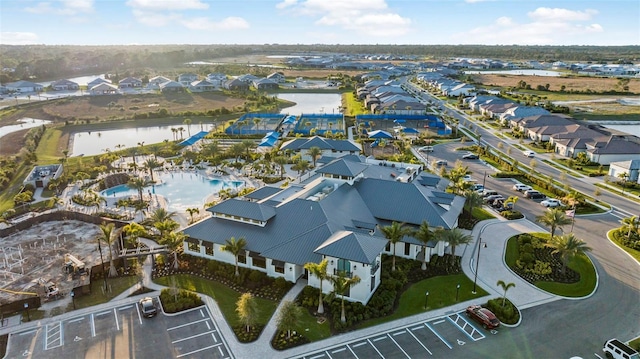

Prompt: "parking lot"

[6,298,232,359]
[293,310,500,359]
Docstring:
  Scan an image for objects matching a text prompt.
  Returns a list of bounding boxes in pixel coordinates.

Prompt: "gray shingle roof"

[316,158,368,177]
[315,231,387,264]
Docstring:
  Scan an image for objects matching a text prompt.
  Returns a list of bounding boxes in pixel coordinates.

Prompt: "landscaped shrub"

[159,288,204,313]
[485,298,520,325]
[271,329,310,350]
[510,234,580,284]
[500,210,523,220]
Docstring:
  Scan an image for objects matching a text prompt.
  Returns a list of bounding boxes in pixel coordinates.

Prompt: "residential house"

[148,76,171,88]
[223,79,249,91]
[50,79,79,91]
[182,155,464,304]
[608,160,640,184]
[159,81,185,93]
[586,136,640,165]
[252,78,279,90]
[237,74,260,83]
[23,164,63,189]
[266,72,286,83]
[178,73,199,85]
[509,114,575,134]
[499,106,551,123]
[89,83,119,95]
[206,73,227,86]
[5,80,44,93]
[443,83,476,97]
[550,127,610,158]
[190,79,217,92]
[87,78,110,89]
[118,77,142,88]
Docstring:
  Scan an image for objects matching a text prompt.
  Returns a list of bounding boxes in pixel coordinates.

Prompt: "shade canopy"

[368,130,393,139]
[402,127,419,134]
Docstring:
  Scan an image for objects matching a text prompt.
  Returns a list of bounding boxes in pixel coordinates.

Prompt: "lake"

[278,93,342,116]
[464,69,563,77]
[0,118,52,140]
[601,123,640,137]
[71,124,216,157]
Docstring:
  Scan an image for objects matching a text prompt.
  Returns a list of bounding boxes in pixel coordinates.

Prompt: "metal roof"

[316,158,368,177]
[244,186,282,201]
[315,231,387,264]
[207,198,276,221]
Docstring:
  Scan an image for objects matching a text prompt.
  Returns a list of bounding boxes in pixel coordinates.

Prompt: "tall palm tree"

[536,208,573,239]
[154,219,179,239]
[496,280,515,307]
[439,228,473,258]
[304,259,329,314]
[123,222,145,248]
[98,223,119,277]
[221,237,247,276]
[621,215,639,238]
[149,208,176,224]
[143,158,161,182]
[545,233,592,274]
[329,273,362,323]
[186,208,200,224]
[160,231,186,270]
[464,190,484,219]
[183,118,192,137]
[241,140,257,161]
[308,146,322,168]
[414,221,435,270]
[127,177,151,203]
[380,221,413,271]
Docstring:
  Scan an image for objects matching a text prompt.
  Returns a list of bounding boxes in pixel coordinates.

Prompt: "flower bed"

[271,330,310,351]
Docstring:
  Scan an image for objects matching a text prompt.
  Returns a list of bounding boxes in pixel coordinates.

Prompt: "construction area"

[0,220,102,305]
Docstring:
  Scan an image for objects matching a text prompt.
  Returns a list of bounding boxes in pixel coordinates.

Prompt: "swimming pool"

[100,172,244,211]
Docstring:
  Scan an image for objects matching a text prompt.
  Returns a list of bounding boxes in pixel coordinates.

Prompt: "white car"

[541,198,563,208]
[462,175,475,182]
[419,146,434,152]
[513,183,532,192]
[523,150,535,158]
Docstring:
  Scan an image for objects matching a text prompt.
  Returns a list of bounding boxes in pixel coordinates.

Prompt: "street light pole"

[456,283,461,302]
[24,303,30,322]
[472,239,486,294]
[424,291,429,309]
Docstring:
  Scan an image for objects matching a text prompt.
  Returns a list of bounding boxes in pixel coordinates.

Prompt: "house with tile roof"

[266,72,286,83]
[223,78,249,91]
[148,76,171,88]
[118,77,142,88]
[252,78,279,90]
[586,136,640,165]
[182,156,464,304]
[190,79,217,92]
[608,159,640,184]
[550,127,610,158]
[50,79,79,91]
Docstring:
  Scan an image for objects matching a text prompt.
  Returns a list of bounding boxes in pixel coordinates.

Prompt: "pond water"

[464,69,563,77]
[71,123,216,157]
[278,93,342,116]
[100,171,244,211]
[0,118,52,140]
[600,123,640,137]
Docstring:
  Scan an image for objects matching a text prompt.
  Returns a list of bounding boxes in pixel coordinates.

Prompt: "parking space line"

[167,318,209,331]
[367,339,385,358]
[309,354,325,359]
[95,310,110,316]
[386,333,410,358]
[332,348,346,354]
[90,314,96,337]
[136,301,142,325]
[432,319,445,325]
[372,336,386,342]
[407,328,433,355]
[425,322,452,349]
[410,325,422,331]
[118,305,133,310]
[68,317,83,324]
[200,309,205,317]
[324,351,333,359]
[347,344,360,358]
[446,316,475,341]
[206,321,211,330]
[451,313,485,341]
[352,342,367,348]
[113,308,119,331]
[217,346,224,357]
[211,332,217,343]
[171,330,216,344]
[392,330,405,336]
[176,343,222,358]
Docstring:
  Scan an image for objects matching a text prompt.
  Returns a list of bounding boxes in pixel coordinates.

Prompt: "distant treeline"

[1,44,639,84]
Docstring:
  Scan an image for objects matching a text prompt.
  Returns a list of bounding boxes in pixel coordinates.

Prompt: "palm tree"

[273,156,288,179]
[329,273,361,323]
[98,223,119,277]
[221,237,247,276]
[308,146,322,168]
[304,259,329,314]
[183,118,192,137]
[464,190,484,219]
[122,222,145,248]
[241,139,257,161]
[159,231,186,270]
[380,221,413,271]
[545,233,592,274]
[439,228,473,258]
[496,280,515,307]
[149,207,176,223]
[154,219,179,239]
[143,158,161,182]
[414,221,435,270]
[536,208,573,239]
[621,215,639,238]
[617,172,629,193]
[127,177,151,203]
[186,207,200,224]
[229,143,245,163]
[276,301,303,339]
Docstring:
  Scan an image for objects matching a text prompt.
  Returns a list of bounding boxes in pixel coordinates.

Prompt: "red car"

[465,305,500,329]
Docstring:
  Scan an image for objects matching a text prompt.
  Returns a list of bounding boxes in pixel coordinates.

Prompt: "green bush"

[485,298,520,325]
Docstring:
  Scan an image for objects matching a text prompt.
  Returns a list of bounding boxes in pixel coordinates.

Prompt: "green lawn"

[472,207,495,221]
[294,309,332,341]
[154,274,278,328]
[505,234,597,297]
[358,273,489,328]
[73,276,140,309]
[35,127,64,164]
[342,92,367,117]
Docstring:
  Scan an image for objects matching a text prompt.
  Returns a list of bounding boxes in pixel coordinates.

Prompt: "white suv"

[513,183,532,192]
[540,198,563,208]
[603,338,639,359]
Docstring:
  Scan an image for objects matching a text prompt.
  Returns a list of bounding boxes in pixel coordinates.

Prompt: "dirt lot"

[0,221,102,304]
[470,74,640,93]
[0,129,28,156]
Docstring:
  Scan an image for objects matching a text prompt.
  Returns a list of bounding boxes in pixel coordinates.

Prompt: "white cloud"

[276,0,298,10]
[0,32,39,45]
[453,7,604,45]
[25,0,93,15]
[528,7,597,22]
[182,17,250,31]
[126,0,208,10]
[277,0,411,37]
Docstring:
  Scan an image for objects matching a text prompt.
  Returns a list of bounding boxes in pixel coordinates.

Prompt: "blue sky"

[1,0,638,46]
